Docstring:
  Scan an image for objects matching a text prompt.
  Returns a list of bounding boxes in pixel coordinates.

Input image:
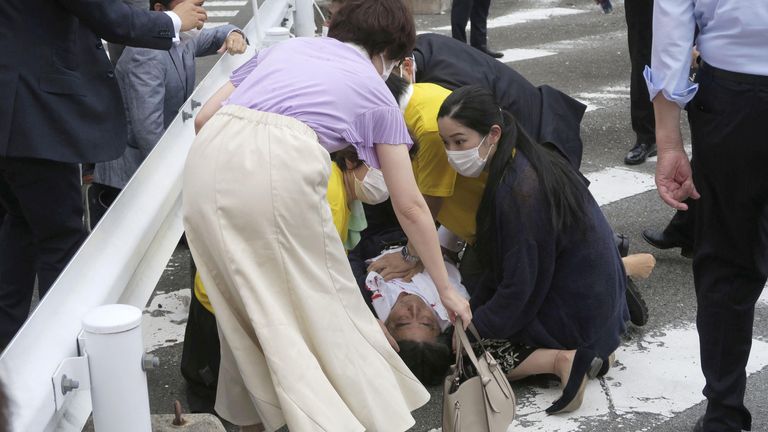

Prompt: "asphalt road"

[141,0,768,431]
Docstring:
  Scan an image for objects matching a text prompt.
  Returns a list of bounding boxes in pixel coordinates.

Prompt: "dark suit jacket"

[0,0,176,163]
[413,33,587,171]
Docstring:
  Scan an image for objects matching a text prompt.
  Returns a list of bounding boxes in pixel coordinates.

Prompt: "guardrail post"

[294,0,315,37]
[82,304,152,432]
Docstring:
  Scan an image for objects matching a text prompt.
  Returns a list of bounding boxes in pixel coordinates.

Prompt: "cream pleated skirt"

[182,105,429,432]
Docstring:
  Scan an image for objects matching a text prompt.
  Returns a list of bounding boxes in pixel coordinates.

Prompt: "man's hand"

[218,31,247,55]
[367,251,423,281]
[656,148,700,210]
[377,320,400,352]
[440,287,472,329]
[173,0,208,31]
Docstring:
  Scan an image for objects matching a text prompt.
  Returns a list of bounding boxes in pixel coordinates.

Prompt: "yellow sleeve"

[326,163,350,243]
[414,129,457,197]
[193,272,215,314]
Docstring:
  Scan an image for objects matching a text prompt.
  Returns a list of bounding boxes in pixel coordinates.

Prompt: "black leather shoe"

[474,46,504,58]
[692,416,704,432]
[642,229,693,258]
[624,142,657,165]
[614,233,629,257]
[626,278,649,326]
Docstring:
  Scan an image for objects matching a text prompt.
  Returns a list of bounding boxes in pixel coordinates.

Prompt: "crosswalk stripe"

[207,10,240,17]
[205,0,248,6]
[575,85,631,113]
[586,167,656,206]
[203,21,231,28]
[432,7,588,31]
[508,325,768,431]
[142,289,190,351]
[499,48,557,62]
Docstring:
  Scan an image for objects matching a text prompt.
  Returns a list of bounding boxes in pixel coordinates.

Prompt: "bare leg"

[506,348,576,384]
[622,253,656,279]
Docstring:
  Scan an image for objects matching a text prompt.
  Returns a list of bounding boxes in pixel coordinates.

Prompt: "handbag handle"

[453,318,487,381]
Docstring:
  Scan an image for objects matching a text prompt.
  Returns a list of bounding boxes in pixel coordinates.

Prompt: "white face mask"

[379,53,396,80]
[180,28,200,43]
[446,135,494,178]
[354,166,389,204]
[321,25,329,37]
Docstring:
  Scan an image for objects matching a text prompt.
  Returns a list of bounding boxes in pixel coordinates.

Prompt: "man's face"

[385,293,440,343]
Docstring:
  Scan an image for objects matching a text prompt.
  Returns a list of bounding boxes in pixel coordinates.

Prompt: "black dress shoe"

[546,349,603,414]
[624,141,657,165]
[614,233,629,257]
[692,416,704,432]
[642,229,693,258]
[626,278,649,326]
[474,46,504,58]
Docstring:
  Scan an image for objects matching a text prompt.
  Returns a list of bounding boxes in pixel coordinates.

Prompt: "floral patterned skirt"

[473,340,537,375]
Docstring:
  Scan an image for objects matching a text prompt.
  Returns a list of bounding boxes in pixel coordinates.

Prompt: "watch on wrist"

[401,245,420,263]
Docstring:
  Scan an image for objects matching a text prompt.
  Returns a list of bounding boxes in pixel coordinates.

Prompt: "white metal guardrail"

[0,0,315,430]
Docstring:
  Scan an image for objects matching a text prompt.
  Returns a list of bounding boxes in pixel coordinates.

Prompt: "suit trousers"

[664,199,696,247]
[624,0,655,144]
[451,0,492,49]
[0,157,86,348]
[688,64,768,432]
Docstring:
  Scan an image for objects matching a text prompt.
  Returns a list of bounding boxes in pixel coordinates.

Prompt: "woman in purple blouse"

[182,0,471,430]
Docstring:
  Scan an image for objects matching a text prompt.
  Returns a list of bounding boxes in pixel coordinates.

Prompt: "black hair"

[149,0,173,10]
[437,85,590,266]
[385,74,410,104]
[397,338,451,386]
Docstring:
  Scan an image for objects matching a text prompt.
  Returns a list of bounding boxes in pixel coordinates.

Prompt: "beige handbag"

[443,319,516,432]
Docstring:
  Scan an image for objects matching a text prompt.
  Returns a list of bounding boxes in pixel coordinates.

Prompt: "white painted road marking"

[427,324,768,432]
[508,324,768,431]
[586,167,656,206]
[499,48,557,63]
[432,8,587,31]
[142,289,191,351]
[205,0,248,6]
[203,21,231,28]
[207,10,240,17]
[576,85,631,113]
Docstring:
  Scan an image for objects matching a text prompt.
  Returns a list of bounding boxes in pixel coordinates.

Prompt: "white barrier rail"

[0,1,316,430]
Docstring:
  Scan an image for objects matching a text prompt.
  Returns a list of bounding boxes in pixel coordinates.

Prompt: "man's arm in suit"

[192,25,243,57]
[117,49,167,158]
[58,0,177,50]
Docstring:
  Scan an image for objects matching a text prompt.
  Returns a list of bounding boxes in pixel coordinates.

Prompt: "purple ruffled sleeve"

[229,51,261,87]
[342,106,413,169]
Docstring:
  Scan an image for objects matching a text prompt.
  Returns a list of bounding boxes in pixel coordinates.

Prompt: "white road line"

[203,21,231,28]
[499,48,557,62]
[586,167,656,207]
[508,324,768,431]
[759,285,768,306]
[205,0,248,6]
[432,7,587,31]
[575,85,630,113]
[207,10,240,17]
[142,289,191,351]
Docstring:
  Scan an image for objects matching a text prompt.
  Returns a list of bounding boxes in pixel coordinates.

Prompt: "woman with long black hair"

[437,85,629,414]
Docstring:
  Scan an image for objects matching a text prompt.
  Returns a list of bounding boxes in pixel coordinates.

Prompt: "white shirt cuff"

[644,65,698,109]
[164,11,182,44]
